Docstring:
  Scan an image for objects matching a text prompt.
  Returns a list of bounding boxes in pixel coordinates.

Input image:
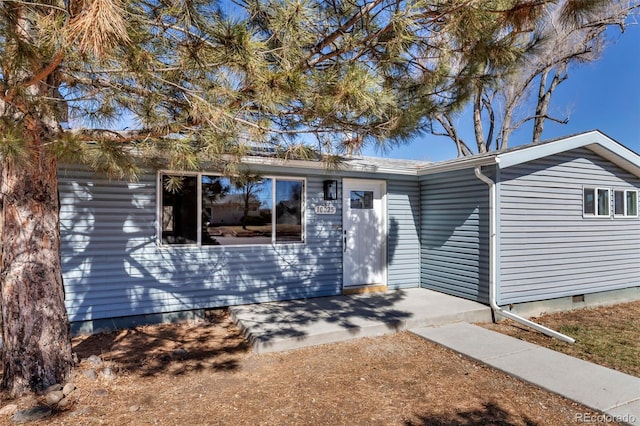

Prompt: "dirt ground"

[0,310,618,425]
[482,300,640,378]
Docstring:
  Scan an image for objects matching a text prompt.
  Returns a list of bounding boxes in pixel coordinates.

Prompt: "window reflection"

[275,180,303,242]
[161,173,304,246]
[350,190,374,209]
[202,176,273,245]
[162,176,198,245]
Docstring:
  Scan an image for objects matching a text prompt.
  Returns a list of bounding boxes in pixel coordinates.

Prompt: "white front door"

[342,179,386,288]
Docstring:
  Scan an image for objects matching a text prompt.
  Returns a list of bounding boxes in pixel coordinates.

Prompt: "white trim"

[240,155,423,176]
[342,178,387,288]
[156,173,200,248]
[197,176,203,245]
[613,188,639,218]
[417,155,498,176]
[157,170,307,248]
[273,177,308,244]
[156,172,162,248]
[496,131,640,177]
[582,186,611,218]
[585,143,640,178]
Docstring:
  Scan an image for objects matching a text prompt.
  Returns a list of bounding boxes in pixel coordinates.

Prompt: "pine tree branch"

[19,52,64,92]
[305,0,383,64]
[3,0,69,14]
[2,51,64,106]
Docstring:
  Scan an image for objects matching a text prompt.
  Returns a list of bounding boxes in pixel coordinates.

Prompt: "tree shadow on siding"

[60,174,408,369]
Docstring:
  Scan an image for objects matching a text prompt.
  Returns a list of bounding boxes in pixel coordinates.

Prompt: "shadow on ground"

[72,310,249,377]
[232,290,414,344]
[407,402,536,426]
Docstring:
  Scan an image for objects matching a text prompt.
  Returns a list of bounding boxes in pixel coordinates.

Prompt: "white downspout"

[474,166,575,344]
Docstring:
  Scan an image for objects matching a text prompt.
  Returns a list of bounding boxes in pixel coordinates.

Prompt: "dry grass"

[482,300,640,377]
[0,309,618,425]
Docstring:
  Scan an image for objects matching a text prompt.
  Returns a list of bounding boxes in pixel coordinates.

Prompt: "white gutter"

[417,154,497,176]
[474,166,575,344]
[239,155,425,176]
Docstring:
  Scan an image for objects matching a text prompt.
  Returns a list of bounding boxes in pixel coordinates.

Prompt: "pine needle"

[66,0,130,56]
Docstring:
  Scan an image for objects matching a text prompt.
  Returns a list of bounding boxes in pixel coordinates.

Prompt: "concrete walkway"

[413,323,640,425]
[230,288,640,425]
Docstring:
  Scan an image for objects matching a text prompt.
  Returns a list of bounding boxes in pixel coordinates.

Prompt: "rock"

[45,391,64,405]
[0,404,18,416]
[93,389,108,397]
[83,369,98,380]
[85,355,103,367]
[57,397,71,408]
[12,406,52,424]
[67,406,90,417]
[62,382,76,396]
[173,348,188,356]
[129,405,140,412]
[44,384,62,393]
[101,367,116,381]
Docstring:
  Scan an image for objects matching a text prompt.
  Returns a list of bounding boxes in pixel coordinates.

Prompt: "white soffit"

[586,143,640,178]
[497,130,640,178]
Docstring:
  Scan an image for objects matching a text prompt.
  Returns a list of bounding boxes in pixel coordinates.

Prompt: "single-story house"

[59,130,640,333]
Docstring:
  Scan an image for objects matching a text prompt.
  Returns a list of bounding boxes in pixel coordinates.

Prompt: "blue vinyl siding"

[60,169,342,322]
[419,168,490,303]
[387,180,421,289]
[58,139,640,323]
[497,148,640,304]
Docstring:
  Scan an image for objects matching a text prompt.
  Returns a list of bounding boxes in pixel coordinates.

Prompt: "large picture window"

[161,173,304,246]
[614,189,638,217]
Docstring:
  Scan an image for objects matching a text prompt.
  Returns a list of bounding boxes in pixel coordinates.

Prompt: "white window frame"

[157,171,306,247]
[613,189,639,218]
[157,171,200,248]
[582,187,611,218]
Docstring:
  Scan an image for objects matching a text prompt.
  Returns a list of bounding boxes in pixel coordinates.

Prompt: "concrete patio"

[229,288,492,353]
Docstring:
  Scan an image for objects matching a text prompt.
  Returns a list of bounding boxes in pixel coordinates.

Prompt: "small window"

[583,188,610,217]
[350,191,374,209]
[614,189,638,217]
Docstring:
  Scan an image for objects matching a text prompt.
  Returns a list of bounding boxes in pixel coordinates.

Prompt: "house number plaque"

[314,205,337,215]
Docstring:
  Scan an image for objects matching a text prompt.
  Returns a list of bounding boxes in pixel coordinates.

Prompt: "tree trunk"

[473,88,486,153]
[1,146,73,397]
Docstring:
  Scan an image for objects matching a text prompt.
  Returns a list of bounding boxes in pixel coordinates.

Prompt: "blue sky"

[363,24,640,162]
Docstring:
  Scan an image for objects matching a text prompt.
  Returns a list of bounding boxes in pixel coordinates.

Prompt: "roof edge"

[240,155,425,176]
[496,130,640,177]
[417,154,498,176]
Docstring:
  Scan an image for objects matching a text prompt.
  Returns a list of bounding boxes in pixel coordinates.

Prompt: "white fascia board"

[417,155,498,176]
[497,131,640,177]
[240,156,422,176]
[496,131,603,168]
[585,142,640,178]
